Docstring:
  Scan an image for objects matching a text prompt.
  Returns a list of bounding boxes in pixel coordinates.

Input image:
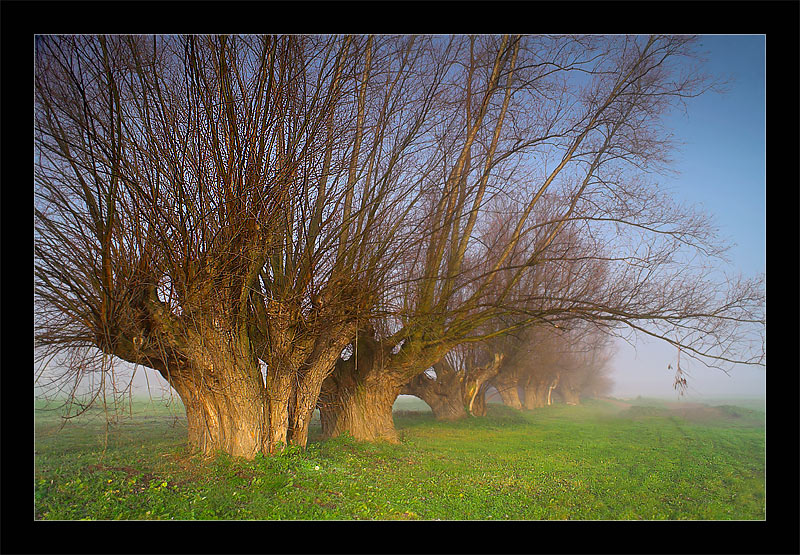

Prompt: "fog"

[609,337,765,401]
[35,335,766,404]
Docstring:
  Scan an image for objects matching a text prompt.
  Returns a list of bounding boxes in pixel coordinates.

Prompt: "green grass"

[34,396,765,520]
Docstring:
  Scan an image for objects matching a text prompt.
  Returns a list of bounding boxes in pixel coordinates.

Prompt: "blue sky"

[610,35,766,399]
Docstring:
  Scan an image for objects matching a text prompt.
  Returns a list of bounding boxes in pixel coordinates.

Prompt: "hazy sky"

[609,35,766,399]
[36,35,767,402]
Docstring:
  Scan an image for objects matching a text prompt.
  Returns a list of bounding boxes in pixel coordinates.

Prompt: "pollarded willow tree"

[34,34,445,457]
[35,34,765,457]
[318,34,765,442]
[398,195,606,419]
[489,322,615,410]
[400,344,504,421]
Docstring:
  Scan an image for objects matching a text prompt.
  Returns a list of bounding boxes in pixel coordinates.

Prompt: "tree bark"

[319,327,449,441]
[264,371,292,451]
[286,328,355,447]
[491,372,523,409]
[152,325,269,458]
[400,351,503,420]
[401,368,468,421]
[468,383,490,417]
[171,373,266,458]
[463,353,504,415]
[318,329,400,442]
[320,374,402,442]
[287,381,318,448]
[522,379,549,409]
[98,285,274,459]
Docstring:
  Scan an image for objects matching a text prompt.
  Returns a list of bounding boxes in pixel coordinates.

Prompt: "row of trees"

[403,322,615,420]
[35,34,765,458]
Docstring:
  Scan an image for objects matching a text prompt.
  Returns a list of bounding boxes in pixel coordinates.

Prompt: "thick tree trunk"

[318,330,400,442]
[109,290,272,459]
[319,327,450,442]
[172,376,266,458]
[287,368,334,447]
[286,327,357,447]
[287,384,316,448]
[491,373,523,409]
[522,380,549,410]
[401,371,467,421]
[320,376,401,442]
[463,353,504,416]
[431,394,468,420]
[159,328,269,458]
[468,383,489,417]
[263,369,292,451]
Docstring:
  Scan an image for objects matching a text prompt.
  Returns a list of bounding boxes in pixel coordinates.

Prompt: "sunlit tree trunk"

[321,377,403,443]
[319,327,450,441]
[285,326,357,447]
[469,383,490,417]
[171,366,267,458]
[119,312,270,457]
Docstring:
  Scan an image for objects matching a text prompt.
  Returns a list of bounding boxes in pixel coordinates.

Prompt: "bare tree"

[34,34,441,457]
[36,35,289,457]
[401,344,504,420]
[319,34,765,442]
[252,35,445,449]
[35,34,765,456]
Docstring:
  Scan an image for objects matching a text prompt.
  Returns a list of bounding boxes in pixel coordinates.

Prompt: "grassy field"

[33,395,765,520]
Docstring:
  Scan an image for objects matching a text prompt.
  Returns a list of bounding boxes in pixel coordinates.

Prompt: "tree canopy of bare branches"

[35,34,765,456]
[36,35,442,456]
[318,34,764,442]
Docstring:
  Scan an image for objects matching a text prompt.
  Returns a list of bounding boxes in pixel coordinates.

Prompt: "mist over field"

[30,28,773,542]
[35,354,766,405]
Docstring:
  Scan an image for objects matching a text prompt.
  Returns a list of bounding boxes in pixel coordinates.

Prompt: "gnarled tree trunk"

[463,353,504,415]
[401,365,467,421]
[319,327,450,442]
[522,378,550,410]
[491,372,523,410]
[321,377,402,442]
[264,370,293,451]
[318,329,402,442]
[468,382,490,416]
[285,325,357,447]
[287,380,320,448]
[400,352,504,420]
[147,322,269,458]
[171,370,267,458]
